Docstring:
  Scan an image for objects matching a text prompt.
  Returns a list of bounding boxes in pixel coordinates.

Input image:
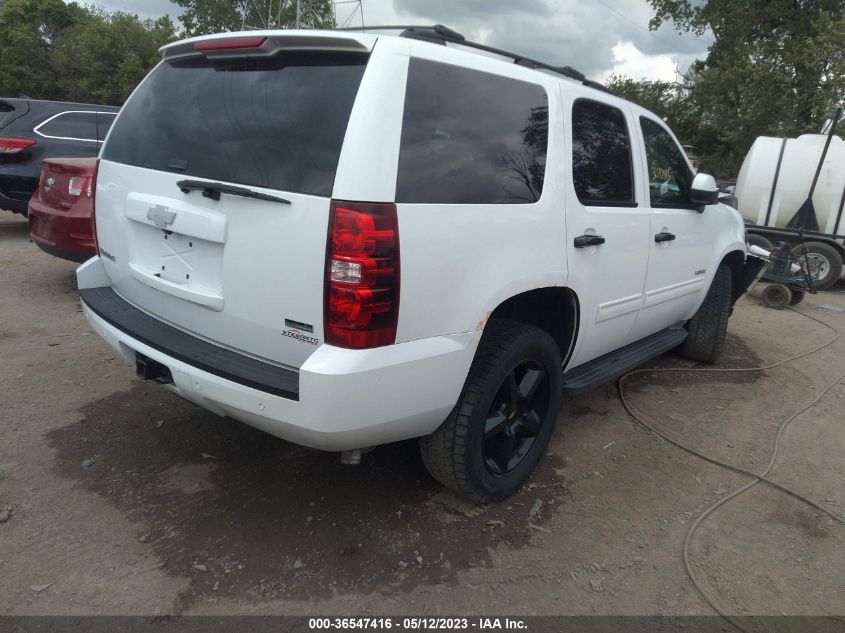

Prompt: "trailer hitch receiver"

[136,352,173,385]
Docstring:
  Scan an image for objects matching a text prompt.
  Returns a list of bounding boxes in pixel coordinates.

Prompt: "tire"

[797,241,843,290]
[761,283,792,309]
[680,264,732,363]
[747,233,774,251]
[419,318,562,502]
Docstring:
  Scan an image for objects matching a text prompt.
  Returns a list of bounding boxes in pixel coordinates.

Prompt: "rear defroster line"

[617,306,845,633]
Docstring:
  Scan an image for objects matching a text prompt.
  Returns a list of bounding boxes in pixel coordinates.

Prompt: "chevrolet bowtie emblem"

[147,205,177,228]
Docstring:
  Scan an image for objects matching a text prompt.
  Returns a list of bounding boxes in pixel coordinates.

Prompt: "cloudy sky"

[81,0,714,82]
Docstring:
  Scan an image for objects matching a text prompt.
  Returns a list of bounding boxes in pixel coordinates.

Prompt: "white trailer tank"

[735,134,845,235]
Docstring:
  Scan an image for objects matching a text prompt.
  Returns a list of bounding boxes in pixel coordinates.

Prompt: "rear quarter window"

[102,52,368,197]
[35,111,99,142]
[397,58,549,205]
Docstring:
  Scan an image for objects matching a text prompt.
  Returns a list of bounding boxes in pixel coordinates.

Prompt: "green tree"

[172,0,335,37]
[51,11,178,105]
[605,76,696,140]
[645,0,845,175]
[0,0,92,99]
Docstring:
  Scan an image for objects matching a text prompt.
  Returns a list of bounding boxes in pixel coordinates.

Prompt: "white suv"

[77,26,764,501]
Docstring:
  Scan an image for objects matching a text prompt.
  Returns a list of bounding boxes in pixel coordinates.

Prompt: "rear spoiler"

[159,30,374,61]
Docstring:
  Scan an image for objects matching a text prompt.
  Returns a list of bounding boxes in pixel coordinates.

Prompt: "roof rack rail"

[334,24,612,94]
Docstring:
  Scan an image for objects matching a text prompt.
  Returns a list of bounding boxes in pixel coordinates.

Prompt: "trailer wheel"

[797,241,843,290]
[761,284,792,309]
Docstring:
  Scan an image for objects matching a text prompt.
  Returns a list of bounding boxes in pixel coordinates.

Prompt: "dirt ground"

[1,211,844,618]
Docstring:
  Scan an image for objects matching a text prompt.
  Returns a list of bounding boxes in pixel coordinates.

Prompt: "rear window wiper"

[176,179,290,205]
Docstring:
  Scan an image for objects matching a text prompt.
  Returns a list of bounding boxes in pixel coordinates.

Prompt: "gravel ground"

[1,211,843,618]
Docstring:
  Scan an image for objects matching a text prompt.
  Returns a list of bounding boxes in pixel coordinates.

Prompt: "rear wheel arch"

[487,287,579,368]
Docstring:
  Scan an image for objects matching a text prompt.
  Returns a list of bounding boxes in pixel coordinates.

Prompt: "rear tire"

[798,241,842,290]
[419,319,562,502]
[680,264,732,363]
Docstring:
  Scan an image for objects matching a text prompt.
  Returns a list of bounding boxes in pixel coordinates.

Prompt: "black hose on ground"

[617,306,845,633]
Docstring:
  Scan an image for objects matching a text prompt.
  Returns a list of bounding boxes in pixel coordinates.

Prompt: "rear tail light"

[0,137,35,154]
[68,176,92,197]
[325,200,400,349]
[195,36,267,52]
[90,160,100,253]
[68,177,81,196]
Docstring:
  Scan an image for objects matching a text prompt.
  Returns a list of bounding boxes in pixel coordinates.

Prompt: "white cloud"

[602,40,679,82]
[73,0,712,81]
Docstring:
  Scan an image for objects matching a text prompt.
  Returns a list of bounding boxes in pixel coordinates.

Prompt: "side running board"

[561,326,688,395]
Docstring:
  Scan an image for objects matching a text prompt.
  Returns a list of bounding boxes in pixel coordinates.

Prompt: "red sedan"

[28,158,97,263]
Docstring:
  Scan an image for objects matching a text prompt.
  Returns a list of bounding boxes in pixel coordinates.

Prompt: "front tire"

[419,319,562,502]
[680,264,732,363]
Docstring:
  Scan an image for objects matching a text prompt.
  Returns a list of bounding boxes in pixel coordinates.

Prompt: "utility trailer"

[736,107,845,289]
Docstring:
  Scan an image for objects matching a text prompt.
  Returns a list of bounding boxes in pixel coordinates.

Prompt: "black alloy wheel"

[419,318,562,502]
[482,360,550,476]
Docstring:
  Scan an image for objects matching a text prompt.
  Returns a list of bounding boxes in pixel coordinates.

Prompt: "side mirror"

[689,173,719,206]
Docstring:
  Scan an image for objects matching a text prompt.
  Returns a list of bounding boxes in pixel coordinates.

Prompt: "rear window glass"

[102,52,368,196]
[397,58,548,204]
[36,111,98,141]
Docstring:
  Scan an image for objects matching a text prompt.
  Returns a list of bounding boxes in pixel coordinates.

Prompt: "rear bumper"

[0,172,38,214]
[28,195,96,261]
[77,258,479,451]
[0,190,29,214]
[34,241,91,263]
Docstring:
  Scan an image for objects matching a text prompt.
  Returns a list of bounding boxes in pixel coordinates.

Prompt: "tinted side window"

[103,52,368,196]
[571,99,634,206]
[640,117,693,206]
[397,59,548,204]
[37,112,98,141]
